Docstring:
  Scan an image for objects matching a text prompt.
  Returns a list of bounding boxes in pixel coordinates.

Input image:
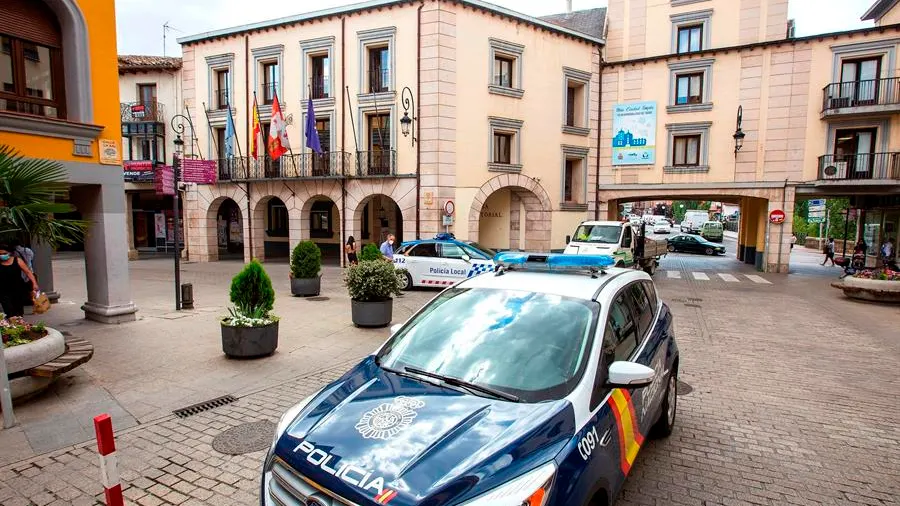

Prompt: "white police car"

[393,234,497,289]
[262,253,679,506]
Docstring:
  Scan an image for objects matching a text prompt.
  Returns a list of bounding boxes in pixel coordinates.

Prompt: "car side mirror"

[461,253,471,263]
[390,323,403,335]
[606,361,655,388]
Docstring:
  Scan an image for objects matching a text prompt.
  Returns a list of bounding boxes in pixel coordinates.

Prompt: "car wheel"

[667,244,675,252]
[402,272,413,291]
[651,366,678,438]
[704,247,714,255]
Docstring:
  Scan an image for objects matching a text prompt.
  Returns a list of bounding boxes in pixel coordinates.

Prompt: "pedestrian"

[881,237,895,268]
[345,236,359,265]
[821,237,836,266]
[0,242,39,317]
[11,239,35,294]
[790,234,797,250]
[379,233,396,261]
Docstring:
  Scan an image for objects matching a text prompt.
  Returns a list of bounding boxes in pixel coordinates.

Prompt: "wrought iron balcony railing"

[822,77,900,112]
[356,150,396,176]
[311,76,329,99]
[215,152,352,181]
[817,152,900,181]
[120,101,166,123]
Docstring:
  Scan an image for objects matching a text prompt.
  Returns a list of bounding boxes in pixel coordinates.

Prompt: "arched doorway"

[355,195,404,249]
[469,174,552,252]
[302,196,341,264]
[253,196,289,261]
[216,198,244,260]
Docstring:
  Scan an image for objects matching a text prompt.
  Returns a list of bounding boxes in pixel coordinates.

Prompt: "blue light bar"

[434,233,456,240]
[493,253,616,272]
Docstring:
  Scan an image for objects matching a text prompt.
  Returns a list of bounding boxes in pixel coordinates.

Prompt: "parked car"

[700,221,724,242]
[666,234,726,255]
[393,234,497,289]
[653,221,672,234]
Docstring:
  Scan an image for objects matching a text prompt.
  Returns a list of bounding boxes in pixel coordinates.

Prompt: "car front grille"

[269,458,360,506]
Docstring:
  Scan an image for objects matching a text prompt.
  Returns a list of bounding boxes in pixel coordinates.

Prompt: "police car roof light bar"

[493,253,615,277]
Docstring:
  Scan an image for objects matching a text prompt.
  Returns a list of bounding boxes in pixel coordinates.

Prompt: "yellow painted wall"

[877,6,900,26]
[478,189,511,250]
[0,0,122,163]
[552,212,585,249]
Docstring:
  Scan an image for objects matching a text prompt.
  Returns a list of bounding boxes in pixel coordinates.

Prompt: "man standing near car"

[380,234,395,261]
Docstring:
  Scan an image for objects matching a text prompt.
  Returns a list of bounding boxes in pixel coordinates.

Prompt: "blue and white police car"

[392,234,497,290]
[262,253,679,506]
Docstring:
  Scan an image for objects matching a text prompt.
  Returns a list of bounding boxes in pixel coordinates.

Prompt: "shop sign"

[181,159,218,184]
[130,104,146,118]
[99,139,120,165]
[123,161,154,183]
[769,209,786,224]
[154,165,175,196]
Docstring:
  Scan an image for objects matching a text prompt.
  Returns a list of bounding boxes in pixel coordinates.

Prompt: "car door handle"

[598,428,612,447]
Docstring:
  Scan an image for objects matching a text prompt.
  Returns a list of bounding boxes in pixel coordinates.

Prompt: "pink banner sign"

[154,165,175,196]
[181,158,218,184]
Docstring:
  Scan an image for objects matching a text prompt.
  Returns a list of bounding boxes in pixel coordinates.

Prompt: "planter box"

[832,277,900,304]
[351,299,393,328]
[221,321,279,358]
[290,275,321,297]
[5,328,65,374]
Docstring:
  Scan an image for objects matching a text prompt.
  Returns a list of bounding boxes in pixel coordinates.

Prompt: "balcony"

[311,76,329,100]
[121,101,165,123]
[817,153,900,182]
[821,78,900,118]
[215,152,352,181]
[356,150,396,176]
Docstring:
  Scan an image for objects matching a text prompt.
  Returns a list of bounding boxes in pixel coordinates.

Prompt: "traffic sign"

[808,217,825,223]
[443,200,455,216]
[769,209,786,224]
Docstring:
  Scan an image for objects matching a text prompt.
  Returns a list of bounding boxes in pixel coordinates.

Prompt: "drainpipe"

[341,16,347,267]
[416,1,423,239]
[245,35,253,261]
[594,48,603,221]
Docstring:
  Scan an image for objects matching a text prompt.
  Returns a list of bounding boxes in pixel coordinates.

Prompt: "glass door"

[841,58,881,105]
[835,128,876,179]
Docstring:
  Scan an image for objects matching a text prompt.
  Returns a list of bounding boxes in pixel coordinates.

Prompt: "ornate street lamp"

[171,114,187,310]
[400,86,416,146]
[733,105,745,155]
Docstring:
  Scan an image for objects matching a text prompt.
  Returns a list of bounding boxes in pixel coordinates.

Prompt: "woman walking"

[821,237,836,266]
[345,236,359,265]
[0,243,38,317]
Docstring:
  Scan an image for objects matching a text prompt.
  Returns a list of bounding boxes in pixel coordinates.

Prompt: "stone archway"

[345,179,417,251]
[300,195,341,264]
[249,181,298,261]
[186,184,249,262]
[210,197,244,261]
[468,174,552,252]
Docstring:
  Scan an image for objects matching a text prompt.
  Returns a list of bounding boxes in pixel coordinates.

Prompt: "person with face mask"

[0,243,39,317]
[379,233,396,261]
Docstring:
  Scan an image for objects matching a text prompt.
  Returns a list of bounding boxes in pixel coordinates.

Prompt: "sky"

[115,0,876,57]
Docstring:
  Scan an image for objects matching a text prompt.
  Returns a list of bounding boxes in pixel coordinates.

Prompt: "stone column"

[31,241,58,303]
[72,184,138,323]
[125,191,139,260]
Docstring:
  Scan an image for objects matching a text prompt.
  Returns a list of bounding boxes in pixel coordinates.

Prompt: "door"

[438,243,471,283]
[404,243,439,286]
[841,57,881,105]
[835,128,876,178]
[679,235,700,253]
[138,84,157,116]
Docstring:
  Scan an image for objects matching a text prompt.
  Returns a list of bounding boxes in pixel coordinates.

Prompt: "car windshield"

[573,224,622,244]
[378,288,598,402]
[464,242,496,259]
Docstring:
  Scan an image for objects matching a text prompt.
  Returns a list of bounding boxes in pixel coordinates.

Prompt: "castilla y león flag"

[267,92,291,160]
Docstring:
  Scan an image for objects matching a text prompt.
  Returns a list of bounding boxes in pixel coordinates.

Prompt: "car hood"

[271,357,575,506]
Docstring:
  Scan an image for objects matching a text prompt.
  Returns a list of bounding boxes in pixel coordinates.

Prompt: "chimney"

[566,0,572,14]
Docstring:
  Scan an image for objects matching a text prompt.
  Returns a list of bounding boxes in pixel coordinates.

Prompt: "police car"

[262,253,679,506]
[392,234,497,290]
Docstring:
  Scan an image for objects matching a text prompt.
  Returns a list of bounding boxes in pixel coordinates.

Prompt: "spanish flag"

[250,95,263,160]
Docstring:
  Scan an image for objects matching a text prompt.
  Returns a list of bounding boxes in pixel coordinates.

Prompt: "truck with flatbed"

[563,220,667,275]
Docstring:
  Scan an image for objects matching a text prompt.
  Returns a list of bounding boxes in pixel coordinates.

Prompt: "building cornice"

[604,23,900,68]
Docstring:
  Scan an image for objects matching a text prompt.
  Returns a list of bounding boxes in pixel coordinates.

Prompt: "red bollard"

[93,414,124,506]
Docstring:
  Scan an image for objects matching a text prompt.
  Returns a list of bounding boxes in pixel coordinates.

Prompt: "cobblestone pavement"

[1,252,899,505]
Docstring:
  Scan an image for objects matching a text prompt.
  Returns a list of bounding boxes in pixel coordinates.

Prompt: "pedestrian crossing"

[661,271,774,284]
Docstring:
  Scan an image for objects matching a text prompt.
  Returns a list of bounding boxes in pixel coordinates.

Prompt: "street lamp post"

[733,105,746,156]
[400,86,416,146]
[171,115,188,311]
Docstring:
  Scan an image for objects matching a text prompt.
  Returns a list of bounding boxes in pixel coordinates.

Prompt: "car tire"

[651,366,678,438]
[402,272,413,291]
[667,244,675,252]
[704,247,714,255]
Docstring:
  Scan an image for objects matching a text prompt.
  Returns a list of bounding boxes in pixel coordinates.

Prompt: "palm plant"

[0,145,88,246]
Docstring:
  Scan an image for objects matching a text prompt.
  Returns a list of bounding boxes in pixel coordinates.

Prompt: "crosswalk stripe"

[666,270,681,279]
[692,272,710,281]
[745,274,771,284]
[718,273,740,282]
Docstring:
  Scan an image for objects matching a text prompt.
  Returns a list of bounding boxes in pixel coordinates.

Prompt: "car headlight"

[272,393,316,449]
[458,461,556,506]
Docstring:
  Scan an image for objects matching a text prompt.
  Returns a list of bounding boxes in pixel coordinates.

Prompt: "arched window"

[0,0,66,118]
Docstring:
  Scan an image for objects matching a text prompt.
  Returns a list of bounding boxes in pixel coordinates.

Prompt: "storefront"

[128,190,182,254]
[852,195,900,267]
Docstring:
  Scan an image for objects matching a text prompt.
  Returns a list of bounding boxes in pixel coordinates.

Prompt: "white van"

[681,210,709,234]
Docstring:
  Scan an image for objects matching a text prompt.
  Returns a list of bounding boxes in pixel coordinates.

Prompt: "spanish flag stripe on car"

[609,388,644,475]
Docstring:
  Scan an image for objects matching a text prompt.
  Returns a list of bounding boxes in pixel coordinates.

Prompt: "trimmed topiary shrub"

[290,241,322,279]
[344,260,403,302]
[359,243,383,262]
[229,260,275,315]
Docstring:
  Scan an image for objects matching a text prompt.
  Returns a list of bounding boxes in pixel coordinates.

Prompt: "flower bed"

[1,314,48,347]
[832,271,900,304]
[853,268,900,281]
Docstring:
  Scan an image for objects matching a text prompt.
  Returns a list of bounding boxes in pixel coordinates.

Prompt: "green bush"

[344,260,403,302]
[359,243,383,262]
[229,260,275,314]
[290,241,322,279]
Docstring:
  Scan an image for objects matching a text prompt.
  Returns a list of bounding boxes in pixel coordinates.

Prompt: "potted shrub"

[290,241,322,296]
[359,243,383,262]
[221,260,279,358]
[344,259,403,327]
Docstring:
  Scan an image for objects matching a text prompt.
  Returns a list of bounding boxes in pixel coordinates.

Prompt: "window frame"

[261,61,279,105]
[488,116,524,172]
[309,200,334,238]
[493,132,512,164]
[267,200,289,238]
[301,36,336,106]
[494,56,514,88]
[488,38,525,99]
[562,66,591,135]
[206,53,235,118]
[626,282,654,342]
[672,134,701,166]
[677,25,703,54]
[408,243,438,258]
[0,35,66,119]
[561,144,590,208]
[670,10,712,55]
[358,27,396,97]
[665,121,712,173]
[667,58,714,113]
[675,72,704,105]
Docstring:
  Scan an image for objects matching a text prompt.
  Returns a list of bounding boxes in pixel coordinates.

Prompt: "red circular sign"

[769,209,786,224]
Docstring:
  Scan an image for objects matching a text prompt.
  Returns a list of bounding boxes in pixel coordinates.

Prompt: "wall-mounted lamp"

[733,105,745,155]
[400,86,416,146]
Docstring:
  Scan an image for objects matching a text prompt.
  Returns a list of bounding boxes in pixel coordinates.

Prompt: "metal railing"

[213,89,230,110]
[817,152,900,180]
[311,76,329,99]
[262,82,277,105]
[822,77,900,111]
[120,101,166,123]
[215,152,352,181]
[356,150,396,176]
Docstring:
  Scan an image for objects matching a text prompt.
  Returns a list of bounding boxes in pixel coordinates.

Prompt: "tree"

[0,145,88,246]
[672,200,709,223]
